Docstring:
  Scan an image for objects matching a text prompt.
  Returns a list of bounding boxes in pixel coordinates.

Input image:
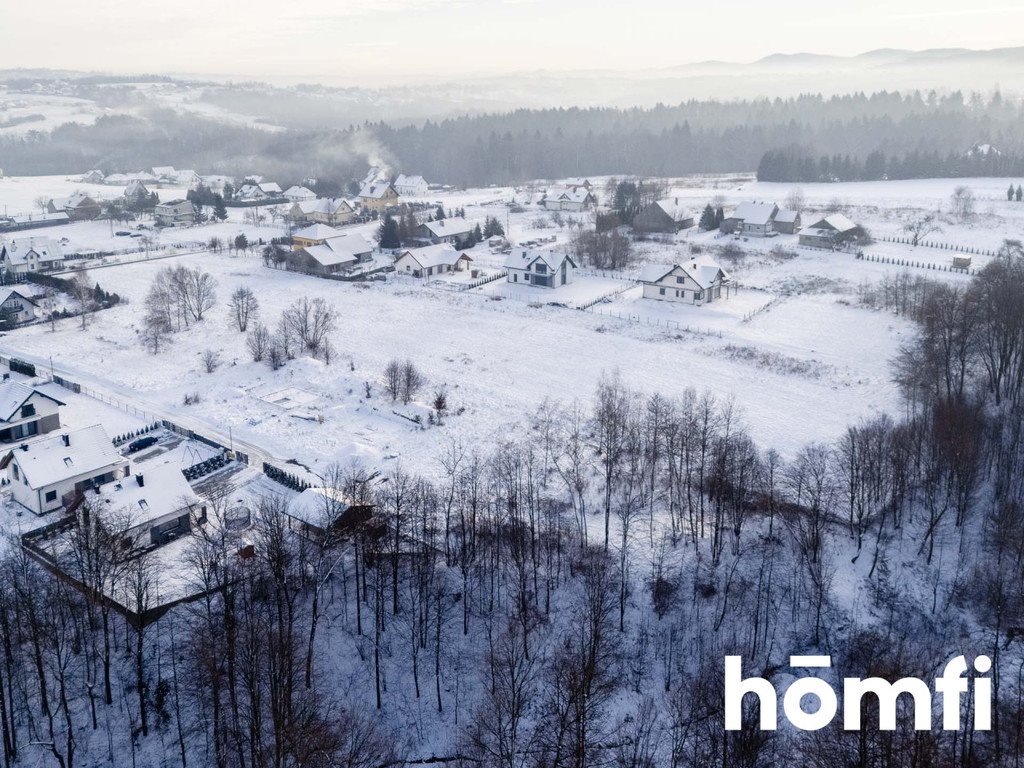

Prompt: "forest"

[0,242,1022,767]
[1,89,1022,187]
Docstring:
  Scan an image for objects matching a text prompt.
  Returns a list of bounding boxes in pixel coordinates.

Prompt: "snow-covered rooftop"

[398,244,471,270]
[7,424,126,490]
[86,460,199,528]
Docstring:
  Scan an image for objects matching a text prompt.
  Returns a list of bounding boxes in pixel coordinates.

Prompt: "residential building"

[393,174,429,196]
[799,214,864,248]
[80,170,105,184]
[47,192,102,221]
[504,248,577,288]
[292,223,345,249]
[288,198,356,226]
[293,233,374,274]
[721,202,779,236]
[394,244,472,278]
[235,182,284,202]
[123,179,150,205]
[639,256,732,305]
[413,218,478,245]
[4,424,129,515]
[633,198,695,233]
[0,289,40,325]
[154,199,196,227]
[0,237,65,275]
[0,381,64,443]
[81,461,205,548]
[284,185,317,203]
[542,186,594,212]
[358,181,399,212]
[774,208,802,234]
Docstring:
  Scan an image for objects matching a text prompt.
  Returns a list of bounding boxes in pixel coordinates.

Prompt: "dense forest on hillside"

[1,90,1022,186]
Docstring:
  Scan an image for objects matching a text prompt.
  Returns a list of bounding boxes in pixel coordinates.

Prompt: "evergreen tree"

[223,181,235,200]
[472,223,483,243]
[213,194,228,221]
[698,204,716,230]
[377,214,401,249]
[435,205,446,220]
[714,206,725,228]
[1009,183,1015,201]
[483,215,505,238]
[1017,185,1023,202]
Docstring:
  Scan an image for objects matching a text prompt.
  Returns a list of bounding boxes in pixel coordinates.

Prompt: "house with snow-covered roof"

[799,213,864,248]
[721,202,779,237]
[288,198,356,226]
[0,237,65,276]
[292,223,345,249]
[542,186,595,212]
[394,244,472,278]
[154,199,195,227]
[393,174,429,197]
[0,288,40,326]
[284,185,317,203]
[81,461,206,548]
[0,381,63,443]
[358,181,399,212]
[504,248,577,288]
[633,197,695,233]
[235,182,284,202]
[3,424,128,515]
[639,256,732,305]
[293,232,374,274]
[413,217,479,245]
[773,208,802,234]
[47,192,102,221]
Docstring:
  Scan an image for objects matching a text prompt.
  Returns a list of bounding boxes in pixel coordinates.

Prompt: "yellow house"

[358,181,399,212]
[292,223,344,250]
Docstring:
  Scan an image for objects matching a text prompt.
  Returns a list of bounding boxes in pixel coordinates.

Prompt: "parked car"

[115,230,131,236]
[127,435,158,453]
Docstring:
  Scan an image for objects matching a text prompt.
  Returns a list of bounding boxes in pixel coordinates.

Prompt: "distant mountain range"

[0,46,1021,130]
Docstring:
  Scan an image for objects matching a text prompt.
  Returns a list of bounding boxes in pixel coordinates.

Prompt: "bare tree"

[202,349,221,373]
[903,213,941,246]
[229,287,259,332]
[246,322,270,361]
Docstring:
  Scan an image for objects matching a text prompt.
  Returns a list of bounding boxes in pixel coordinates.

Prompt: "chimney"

[136,474,144,488]
[61,434,70,447]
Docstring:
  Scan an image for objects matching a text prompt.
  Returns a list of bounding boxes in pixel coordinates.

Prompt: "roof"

[286,487,349,527]
[303,233,374,267]
[653,198,692,223]
[51,192,98,210]
[285,185,316,198]
[806,213,858,233]
[729,201,778,226]
[419,218,477,238]
[774,208,800,224]
[398,244,472,269]
[294,198,353,216]
[563,177,592,187]
[0,288,40,309]
[358,182,395,200]
[639,255,730,290]
[546,186,592,204]
[86,461,199,528]
[2,237,65,266]
[294,223,344,241]
[504,248,577,272]
[259,182,282,194]
[0,381,62,423]
[10,212,68,225]
[8,424,126,490]
[151,166,175,176]
[394,174,426,188]
[155,199,193,211]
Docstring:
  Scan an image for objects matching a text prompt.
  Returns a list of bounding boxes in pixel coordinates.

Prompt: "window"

[659,287,665,296]
[20,403,34,418]
[535,263,547,274]
[45,490,57,503]
[676,276,684,284]
[11,465,18,481]
[696,291,704,301]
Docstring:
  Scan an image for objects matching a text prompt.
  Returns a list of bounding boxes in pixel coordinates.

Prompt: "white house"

[722,202,779,237]
[414,218,479,245]
[639,256,732,305]
[358,181,399,212]
[799,214,864,248]
[0,288,40,325]
[284,185,317,203]
[0,237,65,276]
[394,244,472,278]
[504,248,577,288]
[235,182,283,201]
[82,461,205,548]
[542,186,595,212]
[154,199,196,227]
[288,198,356,226]
[393,174,429,197]
[0,381,64,443]
[4,424,129,515]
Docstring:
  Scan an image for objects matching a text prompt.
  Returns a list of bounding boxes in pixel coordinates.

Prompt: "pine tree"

[472,223,483,243]
[714,206,725,228]
[1017,185,1023,202]
[213,194,228,221]
[1009,183,1015,201]
[699,204,715,230]
[377,214,401,249]
[435,205,446,220]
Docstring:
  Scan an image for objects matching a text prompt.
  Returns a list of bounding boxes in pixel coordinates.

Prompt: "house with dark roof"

[633,198,695,233]
[0,381,64,443]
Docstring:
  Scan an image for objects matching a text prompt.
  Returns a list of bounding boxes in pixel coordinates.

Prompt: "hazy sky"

[6,0,1024,84]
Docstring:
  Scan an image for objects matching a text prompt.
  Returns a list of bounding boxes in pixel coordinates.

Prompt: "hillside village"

[0,156,1022,766]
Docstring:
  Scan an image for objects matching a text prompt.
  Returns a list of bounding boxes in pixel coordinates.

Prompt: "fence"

[461,269,508,290]
[875,234,995,257]
[576,280,637,311]
[859,252,974,275]
[586,305,723,337]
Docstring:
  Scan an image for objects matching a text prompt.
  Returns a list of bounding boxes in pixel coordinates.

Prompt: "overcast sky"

[5,0,1024,84]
